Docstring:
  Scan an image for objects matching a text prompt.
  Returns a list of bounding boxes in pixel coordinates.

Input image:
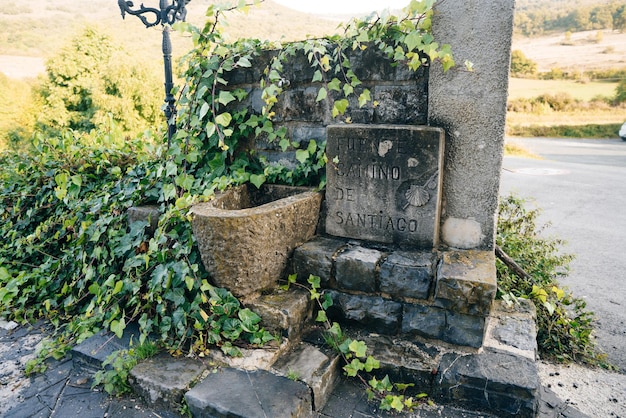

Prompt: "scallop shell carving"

[403,185,430,209]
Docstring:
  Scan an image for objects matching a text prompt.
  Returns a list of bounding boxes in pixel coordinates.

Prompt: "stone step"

[129,353,206,411]
[247,287,313,341]
[302,298,541,418]
[185,368,312,418]
[71,322,143,373]
[271,342,341,411]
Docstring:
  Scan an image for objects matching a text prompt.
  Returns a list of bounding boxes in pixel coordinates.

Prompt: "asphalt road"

[500,136,626,372]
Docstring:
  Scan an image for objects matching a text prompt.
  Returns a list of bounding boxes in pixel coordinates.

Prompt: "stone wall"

[292,237,497,348]
[225,45,429,168]
[223,0,514,251]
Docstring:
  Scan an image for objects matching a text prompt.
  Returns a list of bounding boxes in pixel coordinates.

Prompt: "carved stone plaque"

[325,125,444,248]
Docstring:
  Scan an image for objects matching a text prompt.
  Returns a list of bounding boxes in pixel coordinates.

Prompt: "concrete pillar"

[428,0,515,251]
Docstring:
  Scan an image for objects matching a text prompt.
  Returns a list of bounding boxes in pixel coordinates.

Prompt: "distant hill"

[514,0,625,36]
[0,0,342,61]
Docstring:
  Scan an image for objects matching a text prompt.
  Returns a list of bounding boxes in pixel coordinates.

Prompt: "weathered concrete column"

[428,0,515,250]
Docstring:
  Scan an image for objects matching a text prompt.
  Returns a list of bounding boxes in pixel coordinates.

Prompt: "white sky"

[272,0,410,15]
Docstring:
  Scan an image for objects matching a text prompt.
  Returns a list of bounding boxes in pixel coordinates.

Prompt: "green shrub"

[507,123,622,138]
[510,50,537,77]
[497,194,609,366]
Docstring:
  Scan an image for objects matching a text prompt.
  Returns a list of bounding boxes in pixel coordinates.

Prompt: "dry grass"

[507,108,626,127]
[504,142,542,159]
[509,78,618,101]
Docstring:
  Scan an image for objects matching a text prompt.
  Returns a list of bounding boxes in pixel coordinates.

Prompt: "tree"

[615,79,626,104]
[510,50,537,77]
[613,4,626,32]
[36,26,162,137]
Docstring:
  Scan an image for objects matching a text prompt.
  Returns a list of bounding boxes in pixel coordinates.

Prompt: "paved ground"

[1,319,589,418]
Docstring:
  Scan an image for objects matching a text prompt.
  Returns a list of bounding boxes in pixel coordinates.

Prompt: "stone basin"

[190,184,322,301]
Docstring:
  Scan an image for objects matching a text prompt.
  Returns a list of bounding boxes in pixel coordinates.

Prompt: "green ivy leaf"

[316,87,327,102]
[389,395,405,412]
[328,78,341,92]
[237,56,252,68]
[199,102,210,120]
[206,121,216,137]
[113,280,124,295]
[315,310,327,323]
[332,99,349,117]
[215,112,232,127]
[110,318,126,339]
[344,358,364,377]
[250,174,266,189]
[295,149,309,164]
[218,91,236,106]
[358,89,371,108]
[307,275,321,289]
[348,340,367,358]
[185,276,195,292]
[312,70,323,82]
[364,356,380,372]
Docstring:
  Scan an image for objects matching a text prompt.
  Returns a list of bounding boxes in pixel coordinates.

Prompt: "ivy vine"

[0,0,456,373]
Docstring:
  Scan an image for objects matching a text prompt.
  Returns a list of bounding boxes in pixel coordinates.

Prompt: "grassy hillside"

[0,0,341,61]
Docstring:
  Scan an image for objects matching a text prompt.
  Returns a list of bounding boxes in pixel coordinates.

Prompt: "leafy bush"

[1,0,455,369]
[510,50,537,77]
[0,127,274,366]
[497,194,608,366]
[35,26,163,138]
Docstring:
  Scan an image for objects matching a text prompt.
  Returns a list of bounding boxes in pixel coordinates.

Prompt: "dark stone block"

[326,290,402,334]
[291,125,327,144]
[185,368,312,418]
[274,87,327,123]
[443,311,486,348]
[434,251,497,316]
[335,246,382,292]
[292,236,345,287]
[71,322,142,373]
[401,303,445,340]
[127,206,160,236]
[373,85,428,125]
[438,352,539,418]
[380,251,434,299]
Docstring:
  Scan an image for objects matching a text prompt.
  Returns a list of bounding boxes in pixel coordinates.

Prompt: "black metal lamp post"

[117,0,190,144]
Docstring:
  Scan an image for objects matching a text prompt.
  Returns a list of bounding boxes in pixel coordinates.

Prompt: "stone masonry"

[291,237,497,348]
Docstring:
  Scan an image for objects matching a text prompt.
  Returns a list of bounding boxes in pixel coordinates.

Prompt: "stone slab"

[129,353,206,410]
[334,245,382,293]
[402,303,446,340]
[272,342,341,411]
[185,368,313,418]
[247,288,312,340]
[483,299,538,360]
[325,124,444,248]
[443,311,486,348]
[71,323,142,373]
[206,338,290,371]
[127,205,160,236]
[434,250,497,316]
[291,236,346,287]
[325,290,402,335]
[437,351,539,418]
[380,251,435,300]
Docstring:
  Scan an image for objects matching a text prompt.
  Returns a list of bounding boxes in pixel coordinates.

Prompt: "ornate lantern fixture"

[117,0,191,143]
